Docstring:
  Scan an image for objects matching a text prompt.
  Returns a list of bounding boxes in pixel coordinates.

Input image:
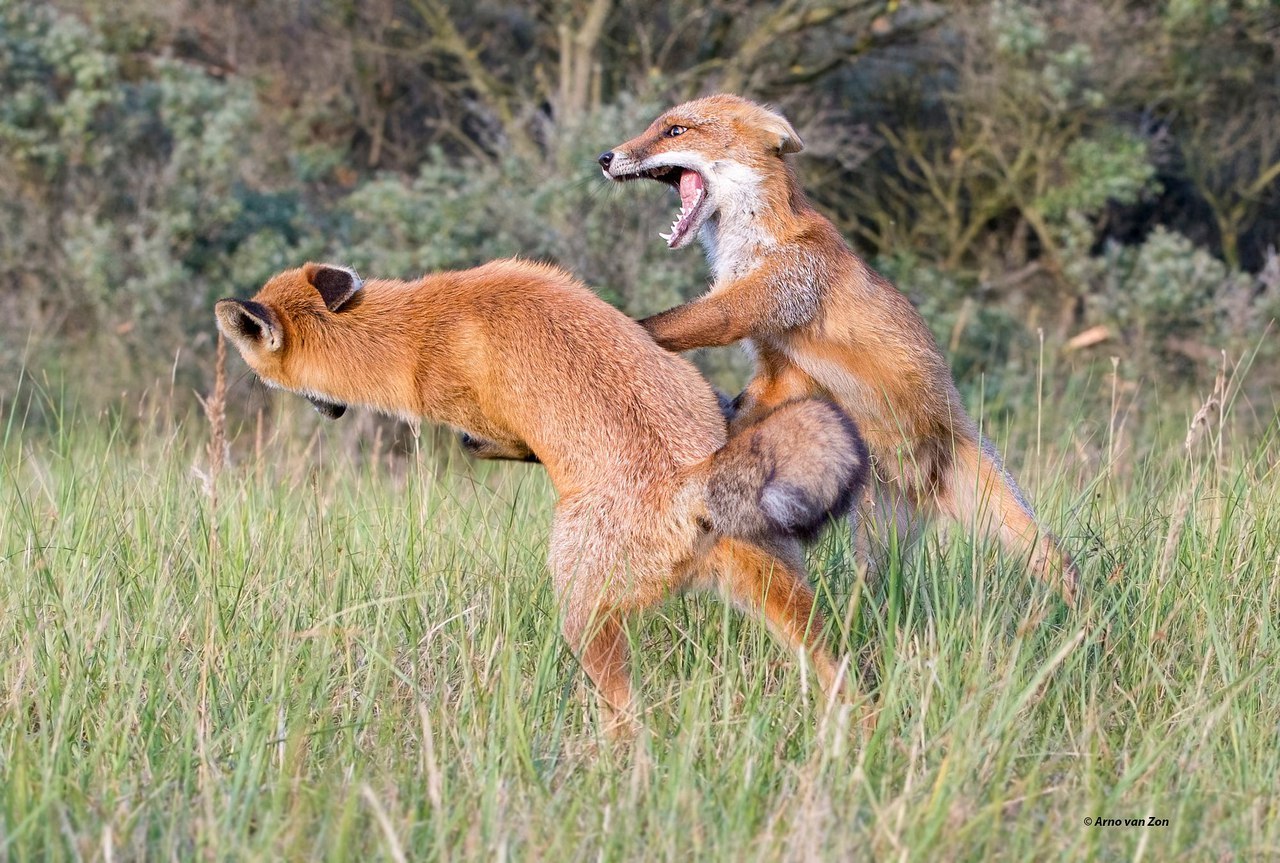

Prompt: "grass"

[1,363,1278,861]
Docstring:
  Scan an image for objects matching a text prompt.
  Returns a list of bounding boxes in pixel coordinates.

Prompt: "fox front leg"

[640,261,820,353]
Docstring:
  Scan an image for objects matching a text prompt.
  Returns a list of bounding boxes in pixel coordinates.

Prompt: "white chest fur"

[701,161,775,286]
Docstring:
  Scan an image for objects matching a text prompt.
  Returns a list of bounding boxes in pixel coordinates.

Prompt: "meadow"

[1,350,1277,862]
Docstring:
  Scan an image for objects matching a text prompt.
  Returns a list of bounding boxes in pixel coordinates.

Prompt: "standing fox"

[215,260,869,736]
[600,94,1079,603]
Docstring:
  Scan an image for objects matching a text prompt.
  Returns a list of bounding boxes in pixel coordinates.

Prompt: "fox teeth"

[659,231,672,241]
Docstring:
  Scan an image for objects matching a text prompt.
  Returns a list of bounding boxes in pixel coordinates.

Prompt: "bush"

[0,0,314,399]
[1090,228,1270,378]
[3,0,1277,417]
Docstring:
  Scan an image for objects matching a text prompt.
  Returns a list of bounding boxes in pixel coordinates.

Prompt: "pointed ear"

[756,106,804,155]
[303,263,363,312]
[215,299,282,352]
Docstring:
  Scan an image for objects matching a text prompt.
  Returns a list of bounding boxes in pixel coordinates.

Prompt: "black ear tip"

[309,264,363,312]
[312,265,352,287]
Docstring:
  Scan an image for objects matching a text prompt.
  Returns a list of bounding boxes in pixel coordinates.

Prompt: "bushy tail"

[703,399,870,542]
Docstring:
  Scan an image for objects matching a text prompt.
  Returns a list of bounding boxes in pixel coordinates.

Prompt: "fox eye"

[666,125,687,137]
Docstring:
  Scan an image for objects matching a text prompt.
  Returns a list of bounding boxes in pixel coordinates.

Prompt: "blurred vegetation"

[2,0,1278,422]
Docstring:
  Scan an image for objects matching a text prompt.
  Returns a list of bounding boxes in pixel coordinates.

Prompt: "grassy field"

[1,363,1278,861]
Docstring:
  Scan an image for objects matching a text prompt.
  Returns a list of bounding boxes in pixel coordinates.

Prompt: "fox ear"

[304,263,363,312]
[756,107,804,155]
[215,299,282,353]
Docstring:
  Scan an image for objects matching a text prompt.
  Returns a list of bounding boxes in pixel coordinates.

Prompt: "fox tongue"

[678,169,704,210]
[659,169,706,247]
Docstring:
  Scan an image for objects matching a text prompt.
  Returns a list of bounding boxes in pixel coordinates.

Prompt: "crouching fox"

[216,260,869,736]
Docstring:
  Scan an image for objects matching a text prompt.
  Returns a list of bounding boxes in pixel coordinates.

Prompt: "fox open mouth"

[613,166,708,248]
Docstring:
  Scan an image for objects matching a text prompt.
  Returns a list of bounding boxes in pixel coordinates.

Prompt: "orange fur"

[603,94,1079,603]
[215,259,871,736]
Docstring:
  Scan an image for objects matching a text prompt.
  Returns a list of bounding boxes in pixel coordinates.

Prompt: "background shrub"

[1,0,1277,420]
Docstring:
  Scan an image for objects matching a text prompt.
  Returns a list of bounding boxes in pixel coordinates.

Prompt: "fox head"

[214,263,363,418]
[598,94,804,250]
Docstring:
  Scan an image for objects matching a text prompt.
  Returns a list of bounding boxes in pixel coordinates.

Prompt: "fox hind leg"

[703,538,852,701]
[935,436,1079,603]
[852,470,923,589]
[560,602,638,739]
[549,506,643,740]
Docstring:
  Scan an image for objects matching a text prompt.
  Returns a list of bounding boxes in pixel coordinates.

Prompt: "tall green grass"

[1,365,1277,861]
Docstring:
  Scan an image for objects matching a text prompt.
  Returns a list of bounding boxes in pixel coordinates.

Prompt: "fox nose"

[597,151,614,170]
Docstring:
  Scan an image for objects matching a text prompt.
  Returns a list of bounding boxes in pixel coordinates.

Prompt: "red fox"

[600,94,1079,603]
[215,260,870,736]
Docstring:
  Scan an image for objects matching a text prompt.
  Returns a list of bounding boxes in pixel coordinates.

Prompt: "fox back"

[216,259,867,540]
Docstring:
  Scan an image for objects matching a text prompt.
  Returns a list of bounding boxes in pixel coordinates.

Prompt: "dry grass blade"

[360,784,409,863]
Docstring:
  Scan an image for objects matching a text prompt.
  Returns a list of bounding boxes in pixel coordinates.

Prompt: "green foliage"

[1,0,1277,405]
[1037,131,1156,222]
[0,1,115,176]
[0,1,313,395]
[334,100,704,320]
[833,0,1166,292]
[337,158,509,275]
[1091,228,1263,375]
